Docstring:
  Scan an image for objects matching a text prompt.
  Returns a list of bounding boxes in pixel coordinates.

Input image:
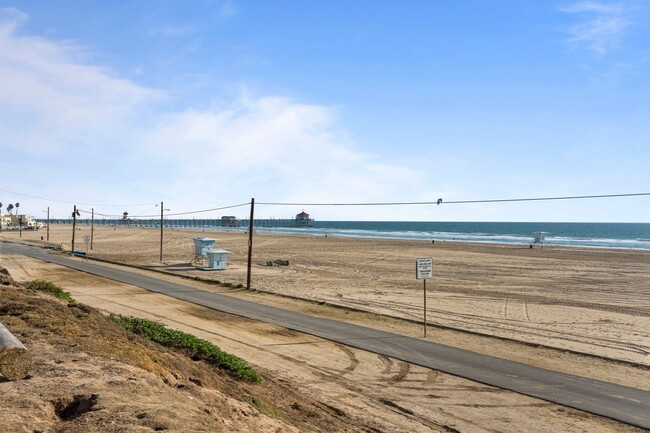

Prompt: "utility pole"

[246,198,255,290]
[160,201,164,262]
[90,208,94,249]
[46,207,50,241]
[71,205,80,254]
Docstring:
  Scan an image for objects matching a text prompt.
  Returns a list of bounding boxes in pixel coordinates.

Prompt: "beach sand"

[4,224,649,367]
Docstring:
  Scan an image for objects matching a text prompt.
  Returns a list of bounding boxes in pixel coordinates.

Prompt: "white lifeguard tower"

[191,237,216,264]
[532,232,547,248]
[203,249,231,270]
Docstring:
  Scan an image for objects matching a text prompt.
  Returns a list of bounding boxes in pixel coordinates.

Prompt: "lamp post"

[42,208,50,241]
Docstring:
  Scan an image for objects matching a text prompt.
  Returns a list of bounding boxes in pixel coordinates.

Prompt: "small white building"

[0,214,11,230]
[205,249,231,270]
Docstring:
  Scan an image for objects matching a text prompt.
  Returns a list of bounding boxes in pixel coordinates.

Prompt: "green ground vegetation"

[110,315,262,384]
[24,280,76,304]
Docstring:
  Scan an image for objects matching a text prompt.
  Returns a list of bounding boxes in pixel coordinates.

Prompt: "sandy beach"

[3,225,650,432]
[3,224,649,367]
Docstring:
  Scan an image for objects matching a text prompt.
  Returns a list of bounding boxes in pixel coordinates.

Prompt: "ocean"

[76,218,650,250]
[249,221,650,250]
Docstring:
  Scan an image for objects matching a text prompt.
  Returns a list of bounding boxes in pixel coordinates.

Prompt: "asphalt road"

[3,242,649,429]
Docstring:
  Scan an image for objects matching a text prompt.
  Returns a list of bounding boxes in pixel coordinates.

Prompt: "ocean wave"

[136,220,650,251]
[256,228,650,250]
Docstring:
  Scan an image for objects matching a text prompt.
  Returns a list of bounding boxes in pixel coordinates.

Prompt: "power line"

[78,203,250,219]
[257,192,650,207]
[164,203,250,217]
[0,189,157,207]
[12,191,650,219]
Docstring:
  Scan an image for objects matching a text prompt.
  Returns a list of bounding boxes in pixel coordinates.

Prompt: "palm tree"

[7,204,14,214]
[15,203,19,215]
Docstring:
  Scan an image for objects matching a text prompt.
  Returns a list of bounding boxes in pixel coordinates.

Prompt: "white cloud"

[0,7,28,30]
[137,95,424,219]
[0,9,161,155]
[0,8,426,221]
[560,1,635,55]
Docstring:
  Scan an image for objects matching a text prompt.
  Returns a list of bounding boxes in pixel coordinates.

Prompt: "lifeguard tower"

[191,237,216,264]
[532,232,547,248]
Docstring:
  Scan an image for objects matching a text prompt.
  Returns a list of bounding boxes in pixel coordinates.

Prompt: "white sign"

[416,257,433,280]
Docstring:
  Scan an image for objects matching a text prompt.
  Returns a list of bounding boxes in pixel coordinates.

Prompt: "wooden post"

[160,201,164,262]
[416,257,432,338]
[0,322,33,380]
[90,208,94,249]
[423,279,427,338]
[71,205,77,253]
[46,206,50,241]
[246,198,255,290]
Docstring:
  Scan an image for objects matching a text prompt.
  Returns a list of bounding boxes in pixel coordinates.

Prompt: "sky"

[0,1,648,222]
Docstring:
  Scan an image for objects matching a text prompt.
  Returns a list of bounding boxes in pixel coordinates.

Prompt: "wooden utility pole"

[246,198,255,290]
[90,208,94,249]
[46,207,50,241]
[159,201,164,262]
[71,205,78,253]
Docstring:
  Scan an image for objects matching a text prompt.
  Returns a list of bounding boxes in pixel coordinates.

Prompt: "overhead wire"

[257,192,650,207]
[14,191,650,220]
[76,202,251,219]
[0,189,157,207]
[164,203,250,217]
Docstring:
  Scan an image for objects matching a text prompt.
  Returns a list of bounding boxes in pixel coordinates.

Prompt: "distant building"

[0,214,11,230]
[295,211,314,227]
[221,216,239,227]
[1,214,37,229]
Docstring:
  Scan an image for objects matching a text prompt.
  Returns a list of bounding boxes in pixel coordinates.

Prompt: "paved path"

[3,242,650,429]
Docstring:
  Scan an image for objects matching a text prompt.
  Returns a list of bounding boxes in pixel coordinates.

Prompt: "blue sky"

[0,1,648,221]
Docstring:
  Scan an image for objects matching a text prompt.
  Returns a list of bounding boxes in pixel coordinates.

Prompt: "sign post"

[83,235,91,258]
[416,257,433,337]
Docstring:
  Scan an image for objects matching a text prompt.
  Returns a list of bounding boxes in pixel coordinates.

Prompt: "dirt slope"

[0,270,363,433]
